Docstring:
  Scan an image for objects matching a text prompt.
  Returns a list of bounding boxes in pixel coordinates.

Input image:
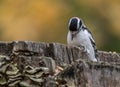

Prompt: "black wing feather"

[82,26,98,58]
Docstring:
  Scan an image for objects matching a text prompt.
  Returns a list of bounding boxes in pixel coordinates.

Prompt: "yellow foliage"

[0,0,120,43]
[0,0,68,41]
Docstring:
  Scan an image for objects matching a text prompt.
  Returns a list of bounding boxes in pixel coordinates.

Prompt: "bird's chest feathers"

[69,31,86,46]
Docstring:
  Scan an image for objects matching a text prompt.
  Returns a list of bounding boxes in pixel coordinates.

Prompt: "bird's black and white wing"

[86,28,98,59]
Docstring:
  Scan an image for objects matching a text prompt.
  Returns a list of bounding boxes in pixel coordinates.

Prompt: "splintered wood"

[0,41,120,87]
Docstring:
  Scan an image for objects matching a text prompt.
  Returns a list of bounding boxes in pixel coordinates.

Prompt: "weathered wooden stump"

[0,41,120,87]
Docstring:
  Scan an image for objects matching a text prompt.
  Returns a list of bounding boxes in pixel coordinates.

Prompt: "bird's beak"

[71,31,77,35]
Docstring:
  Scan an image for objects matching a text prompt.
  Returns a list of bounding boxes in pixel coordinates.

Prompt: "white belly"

[67,30,97,62]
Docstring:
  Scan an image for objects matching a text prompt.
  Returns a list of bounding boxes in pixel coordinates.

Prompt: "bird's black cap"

[68,17,82,31]
[69,18,78,31]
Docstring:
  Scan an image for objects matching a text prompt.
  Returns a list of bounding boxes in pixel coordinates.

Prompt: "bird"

[67,17,98,62]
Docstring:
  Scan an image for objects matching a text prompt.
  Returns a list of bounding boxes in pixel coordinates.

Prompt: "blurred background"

[0,0,120,52]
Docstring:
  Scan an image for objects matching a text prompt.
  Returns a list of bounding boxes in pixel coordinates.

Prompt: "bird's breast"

[67,31,87,46]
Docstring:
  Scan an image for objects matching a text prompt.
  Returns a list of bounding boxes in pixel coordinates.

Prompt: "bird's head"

[68,17,83,33]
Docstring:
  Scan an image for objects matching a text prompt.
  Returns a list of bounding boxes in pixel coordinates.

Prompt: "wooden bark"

[0,41,120,87]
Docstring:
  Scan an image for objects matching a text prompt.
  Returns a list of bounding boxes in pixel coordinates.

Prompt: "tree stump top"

[0,41,120,87]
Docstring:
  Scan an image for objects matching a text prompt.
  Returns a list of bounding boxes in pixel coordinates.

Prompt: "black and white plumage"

[67,17,98,62]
